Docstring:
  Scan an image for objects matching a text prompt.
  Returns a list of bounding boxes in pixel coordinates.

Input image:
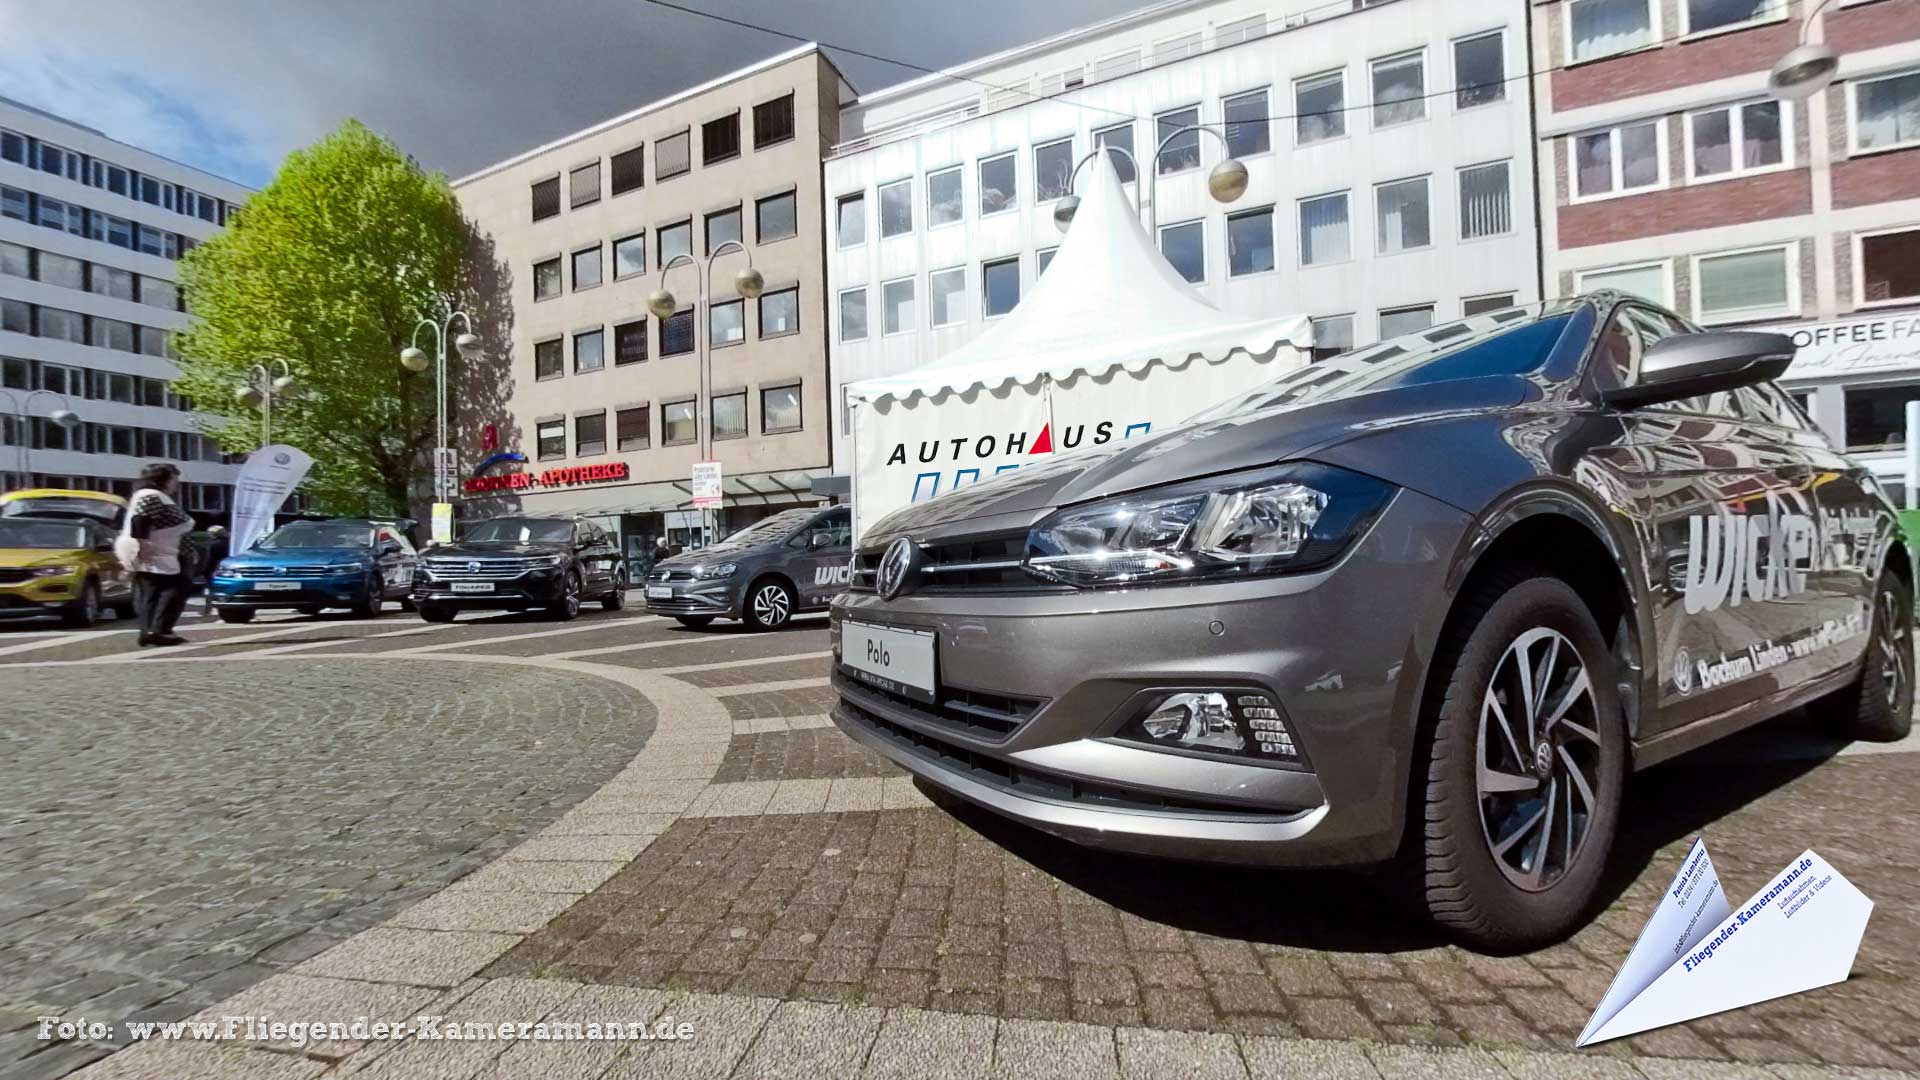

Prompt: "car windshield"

[464,518,573,543]
[1189,302,1581,423]
[720,508,816,544]
[258,521,374,549]
[0,520,86,549]
[0,496,120,524]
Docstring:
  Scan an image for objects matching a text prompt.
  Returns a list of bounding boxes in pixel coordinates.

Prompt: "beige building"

[453,45,849,560]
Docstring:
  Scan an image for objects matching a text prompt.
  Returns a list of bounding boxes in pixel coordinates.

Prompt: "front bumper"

[643,577,744,618]
[211,573,366,609]
[0,575,82,613]
[829,487,1469,867]
[411,571,564,609]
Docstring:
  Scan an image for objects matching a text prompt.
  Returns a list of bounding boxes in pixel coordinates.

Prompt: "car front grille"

[832,668,1043,741]
[0,568,36,584]
[851,532,1061,595]
[649,568,696,583]
[230,565,334,578]
[424,558,545,580]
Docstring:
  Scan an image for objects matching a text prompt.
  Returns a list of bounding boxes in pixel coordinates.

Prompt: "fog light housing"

[1122,689,1299,763]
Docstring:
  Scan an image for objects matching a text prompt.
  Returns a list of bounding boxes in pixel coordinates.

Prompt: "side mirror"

[378,540,402,556]
[1601,331,1795,408]
[808,532,833,550]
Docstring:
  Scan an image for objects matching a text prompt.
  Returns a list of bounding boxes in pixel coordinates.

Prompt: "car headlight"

[530,555,563,567]
[1024,463,1395,588]
[692,562,738,579]
[30,565,78,578]
[326,562,365,574]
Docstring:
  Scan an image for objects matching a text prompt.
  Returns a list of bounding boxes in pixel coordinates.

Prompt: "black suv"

[412,516,625,622]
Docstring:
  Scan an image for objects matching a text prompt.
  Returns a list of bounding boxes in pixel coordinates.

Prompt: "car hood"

[655,539,782,569]
[426,542,568,559]
[227,547,371,565]
[863,375,1529,545]
[0,547,87,567]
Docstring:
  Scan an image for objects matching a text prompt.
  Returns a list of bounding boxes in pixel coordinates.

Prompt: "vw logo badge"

[273,565,287,577]
[466,561,482,575]
[876,538,920,601]
[1673,647,1693,695]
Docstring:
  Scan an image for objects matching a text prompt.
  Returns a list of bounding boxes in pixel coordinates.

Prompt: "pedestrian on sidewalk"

[115,463,197,647]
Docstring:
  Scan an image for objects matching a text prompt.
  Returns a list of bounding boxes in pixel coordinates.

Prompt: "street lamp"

[234,359,294,446]
[1769,0,1842,101]
[399,306,482,505]
[646,241,762,546]
[0,389,80,491]
[1054,124,1250,234]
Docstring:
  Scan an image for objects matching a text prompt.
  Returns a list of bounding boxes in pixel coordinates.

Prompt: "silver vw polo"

[830,295,1912,950]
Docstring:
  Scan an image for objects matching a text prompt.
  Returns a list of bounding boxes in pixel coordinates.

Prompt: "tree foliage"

[173,120,465,516]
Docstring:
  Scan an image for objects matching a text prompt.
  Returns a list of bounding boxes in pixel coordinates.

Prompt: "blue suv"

[210,519,418,622]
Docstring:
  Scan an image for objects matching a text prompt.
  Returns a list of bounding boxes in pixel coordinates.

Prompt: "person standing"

[116,463,196,646]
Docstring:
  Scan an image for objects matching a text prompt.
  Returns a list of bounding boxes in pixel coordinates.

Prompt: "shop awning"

[519,469,829,519]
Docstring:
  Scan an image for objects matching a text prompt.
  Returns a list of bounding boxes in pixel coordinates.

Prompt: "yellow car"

[0,488,128,528]
[0,515,134,627]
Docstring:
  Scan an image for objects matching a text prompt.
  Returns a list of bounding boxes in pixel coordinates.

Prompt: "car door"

[578,522,616,595]
[375,527,416,598]
[87,522,131,601]
[791,508,853,609]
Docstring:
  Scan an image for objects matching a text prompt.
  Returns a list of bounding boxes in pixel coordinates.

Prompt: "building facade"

[1531,0,1920,493]
[453,46,849,562]
[0,97,249,514]
[821,0,1540,478]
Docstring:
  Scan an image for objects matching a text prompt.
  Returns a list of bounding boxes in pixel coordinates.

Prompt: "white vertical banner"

[229,444,313,553]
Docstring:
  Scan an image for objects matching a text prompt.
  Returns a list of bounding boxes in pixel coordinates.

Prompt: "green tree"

[173,120,466,517]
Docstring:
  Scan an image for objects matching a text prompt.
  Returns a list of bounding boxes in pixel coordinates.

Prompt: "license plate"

[840,620,936,703]
[256,581,300,591]
[646,585,673,599]
[451,582,494,594]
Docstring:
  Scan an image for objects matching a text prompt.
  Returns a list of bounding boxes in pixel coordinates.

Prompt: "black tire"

[399,597,416,613]
[113,601,136,619]
[418,603,456,623]
[217,607,255,624]
[61,579,100,629]
[744,577,796,631]
[603,571,627,612]
[1807,565,1912,742]
[1416,573,1626,952]
[297,605,325,616]
[349,574,380,619]
[547,571,582,622]
[675,615,715,629]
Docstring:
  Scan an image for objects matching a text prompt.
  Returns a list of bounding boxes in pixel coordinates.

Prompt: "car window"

[464,518,573,543]
[260,521,375,548]
[1591,304,1691,394]
[811,509,852,548]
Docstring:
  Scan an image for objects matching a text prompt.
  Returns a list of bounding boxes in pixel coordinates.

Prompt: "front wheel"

[675,615,715,629]
[217,607,256,624]
[61,579,100,628]
[1808,566,1912,742]
[547,572,582,622]
[1416,574,1626,952]
[602,571,627,611]
[745,579,795,631]
[418,603,456,623]
[349,574,380,619]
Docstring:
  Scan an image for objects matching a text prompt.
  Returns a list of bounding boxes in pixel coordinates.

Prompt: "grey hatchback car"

[646,506,852,630]
[830,294,1912,950]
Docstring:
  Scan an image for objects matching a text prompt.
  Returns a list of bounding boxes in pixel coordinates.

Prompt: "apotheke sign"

[1767,312,1920,380]
[463,462,629,494]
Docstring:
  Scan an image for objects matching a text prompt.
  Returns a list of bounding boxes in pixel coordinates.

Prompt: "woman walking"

[116,463,197,646]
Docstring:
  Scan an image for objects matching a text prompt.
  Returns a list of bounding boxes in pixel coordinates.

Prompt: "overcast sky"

[0,0,1134,189]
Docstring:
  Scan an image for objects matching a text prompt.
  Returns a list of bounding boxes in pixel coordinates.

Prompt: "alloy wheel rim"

[565,575,580,616]
[1475,626,1602,893]
[1876,588,1909,710]
[82,584,96,621]
[754,585,790,626]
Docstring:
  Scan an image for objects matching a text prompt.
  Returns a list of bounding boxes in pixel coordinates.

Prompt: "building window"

[0,299,25,335]
[614,233,646,279]
[712,392,748,439]
[1298,192,1350,266]
[1371,52,1425,128]
[663,400,697,445]
[610,145,645,196]
[1684,0,1771,36]
[534,338,562,380]
[1463,293,1518,316]
[569,161,600,208]
[980,153,1017,215]
[930,267,966,327]
[1453,31,1505,109]
[661,309,695,356]
[1159,221,1205,283]
[1312,315,1354,361]
[617,406,650,451]
[1227,207,1275,276]
[705,206,742,254]
[141,278,180,311]
[1035,138,1074,201]
[927,166,962,227]
[1155,107,1201,175]
[1859,227,1920,306]
[537,420,565,460]
[1094,123,1136,183]
[1569,0,1656,63]
[1458,162,1511,239]
[571,245,602,290]
[1295,71,1346,145]
[982,258,1020,318]
[614,319,648,365]
[574,328,604,373]
[92,266,135,301]
[1037,247,1057,276]
[762,384,802,433]
[90,317,134,352]
[756,190,797,242]
[837,192,867,248]
[839,287,868,341]
[882,277,915,335]
[1223,90,1270,157]
[659,220,692,268]
[0,185,24,221]
[534,257,562,301]
[0,240,24,278]
[38,308,86,344]
[1375,177,1431,253]
[1694,246,1793,324]
[531,177,559,221]
[1688,100,1785,179]
[1852,70,1920,153]
[1572,120,1664,199]
[38,252,84,290]
[1576,262,1670,305]
[1845,383,1920,451]
[709,298,745,346]
[1380,304,1436,338]
[656,130,690,180]
[879,179,913,237]
[752,93,795,149]
[702,112,741,165]
[760,287,799,337]
[1154,31,1201,64]
[575,412,607,456]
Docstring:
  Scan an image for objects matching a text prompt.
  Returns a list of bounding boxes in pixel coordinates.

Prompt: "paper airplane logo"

[1577,838,1873,1046]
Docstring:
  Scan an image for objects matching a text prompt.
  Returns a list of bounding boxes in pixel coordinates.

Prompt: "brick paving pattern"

[674,657,831,689]
[723,685,840,724]
[595,627,831,671]
[711,729,906,783]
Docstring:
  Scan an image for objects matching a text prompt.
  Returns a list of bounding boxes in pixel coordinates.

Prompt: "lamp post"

[647,241,764,547]
[1769,0,1843,101]
[399,306,481,505]
[1054,124,1250,234]
[0,389,80,491]
[234,359,294,446]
